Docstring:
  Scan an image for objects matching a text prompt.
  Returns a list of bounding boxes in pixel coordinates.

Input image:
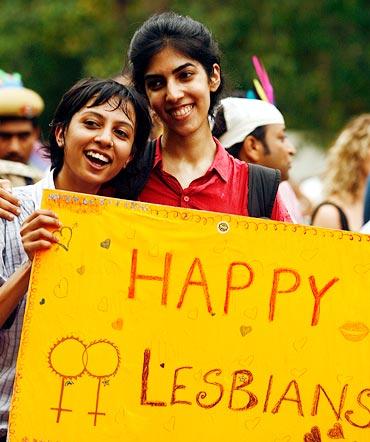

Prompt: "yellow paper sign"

[9,189,370,441]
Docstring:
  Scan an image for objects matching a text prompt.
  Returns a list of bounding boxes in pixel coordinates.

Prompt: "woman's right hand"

[20,210,61,261]
[0,179,21,221]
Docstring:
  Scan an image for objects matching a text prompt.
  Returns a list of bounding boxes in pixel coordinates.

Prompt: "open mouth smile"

[84,150,112,167]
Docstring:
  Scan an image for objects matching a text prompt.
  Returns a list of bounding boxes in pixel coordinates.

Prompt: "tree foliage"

[1,0,369,142]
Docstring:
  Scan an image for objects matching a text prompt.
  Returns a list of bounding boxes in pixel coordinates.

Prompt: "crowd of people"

[0,11,369,441]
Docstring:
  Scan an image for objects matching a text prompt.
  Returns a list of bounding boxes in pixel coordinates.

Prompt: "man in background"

[212,97,303,222]
[0,69,46,187]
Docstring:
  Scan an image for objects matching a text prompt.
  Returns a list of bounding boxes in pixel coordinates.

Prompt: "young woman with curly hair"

[311,114,370,231]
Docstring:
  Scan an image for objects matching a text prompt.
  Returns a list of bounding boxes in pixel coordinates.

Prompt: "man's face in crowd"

[259,124,296,181]
[0,119,38,164]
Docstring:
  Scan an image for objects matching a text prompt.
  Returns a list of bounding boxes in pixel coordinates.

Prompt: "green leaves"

[1,0,369,139]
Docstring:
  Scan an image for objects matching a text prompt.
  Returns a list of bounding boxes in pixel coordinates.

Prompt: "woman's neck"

[54,170,100,195]
[159,125,217,189]
[161,123,216,164]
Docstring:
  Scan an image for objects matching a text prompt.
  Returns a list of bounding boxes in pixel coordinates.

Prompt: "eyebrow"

[144,62,196,81]
[80,110,135,130]
[0,130,32,136]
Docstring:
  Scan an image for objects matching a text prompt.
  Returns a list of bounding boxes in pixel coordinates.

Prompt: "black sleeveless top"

[311,201,350,231]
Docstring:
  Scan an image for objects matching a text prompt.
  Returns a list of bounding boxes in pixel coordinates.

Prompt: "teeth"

[85,151,110,163]
[171,105,193,117]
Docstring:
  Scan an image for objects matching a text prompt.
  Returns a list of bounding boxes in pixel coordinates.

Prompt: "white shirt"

[15,168,55,209]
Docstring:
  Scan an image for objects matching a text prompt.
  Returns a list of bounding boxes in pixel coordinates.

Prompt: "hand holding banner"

[9,189,370,441]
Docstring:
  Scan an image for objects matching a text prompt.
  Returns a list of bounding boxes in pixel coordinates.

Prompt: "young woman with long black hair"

[128,12,290,220]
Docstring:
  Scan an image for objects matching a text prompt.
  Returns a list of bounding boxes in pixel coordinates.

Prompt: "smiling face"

[143,46,220,139]
[259,124,296,181]
[55,99,136,195]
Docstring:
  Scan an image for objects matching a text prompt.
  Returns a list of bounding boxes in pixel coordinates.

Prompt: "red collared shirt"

[138,138,291,222]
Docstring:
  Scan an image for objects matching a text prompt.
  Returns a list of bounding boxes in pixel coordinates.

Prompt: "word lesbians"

[141,349,370,430]
[128,249,339,326]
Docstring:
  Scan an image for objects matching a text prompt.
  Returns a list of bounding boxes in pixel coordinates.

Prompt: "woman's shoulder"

[311,201,347,229]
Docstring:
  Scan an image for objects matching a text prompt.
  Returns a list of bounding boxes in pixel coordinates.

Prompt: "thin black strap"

[311,201,350,230]
[247,163,281,218]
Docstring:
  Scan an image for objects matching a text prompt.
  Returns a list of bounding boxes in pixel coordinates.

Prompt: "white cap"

[218,97,284,148]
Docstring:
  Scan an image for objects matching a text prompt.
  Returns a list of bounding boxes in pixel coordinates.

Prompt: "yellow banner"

[9,189,370,441]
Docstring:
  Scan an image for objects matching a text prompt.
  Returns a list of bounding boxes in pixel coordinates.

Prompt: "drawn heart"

[327,422,344,439]
[112,318,123,330]
[97,297,108,312]
[304,426,321,442]
[163,416,175,432]
[290,367,308,378]
[336,374,353,384]
[300,248,319,261]
[53,226,72,251]
[244,417,261,430]
[53,278,68,298]
[237,355,254,366]
[160,363,165,368]
[293,337,308,352]
[149,244,159,257]
[240,325,252,336]
[125,228,136,239]
[187,309,198,320]
[76,265,85,275]
[353,263,370,275]
[100,239,111,249]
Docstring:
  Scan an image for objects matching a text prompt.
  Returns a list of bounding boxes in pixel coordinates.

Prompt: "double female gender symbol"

[48,336,120,426]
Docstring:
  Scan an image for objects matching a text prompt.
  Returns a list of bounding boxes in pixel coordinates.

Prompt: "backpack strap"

[247,163,281,218]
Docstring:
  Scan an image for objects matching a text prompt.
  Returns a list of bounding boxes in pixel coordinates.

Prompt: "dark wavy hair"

[45,77,151,199]
[128,11,224,116]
